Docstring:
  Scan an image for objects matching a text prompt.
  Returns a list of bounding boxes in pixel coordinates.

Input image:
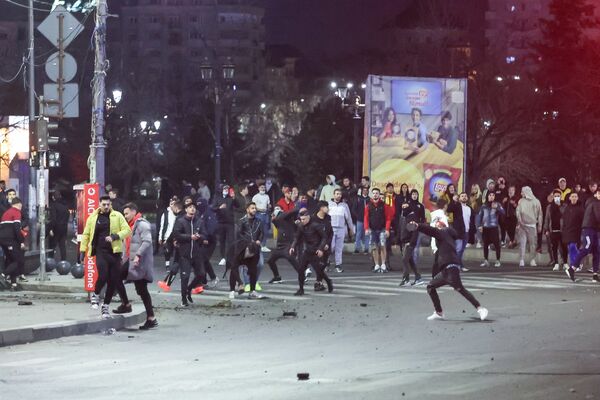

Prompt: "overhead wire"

[2,0,51,12]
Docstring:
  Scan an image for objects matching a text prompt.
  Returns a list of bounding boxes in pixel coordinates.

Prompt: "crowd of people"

[2,172,599,325]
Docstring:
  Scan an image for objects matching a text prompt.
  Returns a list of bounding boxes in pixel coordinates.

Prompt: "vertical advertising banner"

[363,75,467,211]
[82,183,99,292]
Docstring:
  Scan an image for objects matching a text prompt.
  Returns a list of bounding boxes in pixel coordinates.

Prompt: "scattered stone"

[194,359,199,362]
[402,393,405,396]
[17,300,33,306]
[127,336,135,339]
[360,303,368,307]
[462,310,466,313]
[297,372,309,381]
[570,388,576,393]
[490,357,494,361]
[283,311,297,318]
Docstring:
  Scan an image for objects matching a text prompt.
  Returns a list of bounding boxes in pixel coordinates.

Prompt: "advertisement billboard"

[363,75,467,211]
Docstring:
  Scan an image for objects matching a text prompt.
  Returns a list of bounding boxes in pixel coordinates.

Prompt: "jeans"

[427,266,481,313]
[517,225,538,261]
[570,228,599,272]
[354,221,370,252]
[256,212,270,246]
[458,232,469,263]
[243,252,264,284]
[413,233,422,264]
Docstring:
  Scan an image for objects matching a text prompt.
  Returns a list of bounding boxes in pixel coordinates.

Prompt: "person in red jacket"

[276,188,295,212]
[364,188,394,273]
[0,197,25,290]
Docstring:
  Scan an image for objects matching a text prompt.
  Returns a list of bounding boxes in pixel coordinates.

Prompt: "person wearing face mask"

[212,184,240,266]
[544,190,569,271]
[252,184,272,253]
[319,174,340,202]
[560,192,585,275]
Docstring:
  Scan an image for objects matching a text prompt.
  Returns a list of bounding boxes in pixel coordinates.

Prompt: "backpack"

[201,207,219,236]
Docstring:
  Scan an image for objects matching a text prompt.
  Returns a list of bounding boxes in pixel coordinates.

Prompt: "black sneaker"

[180,299,189,307]
[268,276,282,284]
[186,293,194,304]
[314,282,326,292]
[10,283,22,292]
[0,274,10,289]
[18,275,28,283]
[353,249,359,254]
[399,276,410,287]
[112,303,132,314]
[592,274,600,283]
[363,250,369,255]
[565,267,575,282]
[139,319,158,330]
[294,288,304,296]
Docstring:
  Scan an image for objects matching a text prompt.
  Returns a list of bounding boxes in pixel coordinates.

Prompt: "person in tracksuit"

[328,188,354,273]
[227,202,264,299]
[566,190,600,282]
[266,206,300,284]
[173,202,209,306]
[408,220,488,321]
[290,209,332,296]
[157,201,184,291]
[313,201,334,291]
[158,197,179,272]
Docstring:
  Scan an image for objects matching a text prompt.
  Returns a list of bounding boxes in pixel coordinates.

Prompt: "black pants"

[1,243,24,283]
[267,246,299,278]
[505,216,517,242]
[180,253,207,299]
[298,251,330,291]
[427,266,481,313]
[95,251,128,305]
[499,216,507,243]
[482,227,501,260]
[49,232,67,261]
[134,280,155,318]
[218,223,235,259]
[402,242,420,280]
[229,253,259,291]
[162,239,174,265]
[203,237,217,281]
[549,232,568,264]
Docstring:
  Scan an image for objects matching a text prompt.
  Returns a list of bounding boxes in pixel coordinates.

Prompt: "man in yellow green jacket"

[80,195,131,319]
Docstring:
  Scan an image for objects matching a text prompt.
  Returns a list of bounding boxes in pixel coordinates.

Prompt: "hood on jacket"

[196,198,208,215]
[327,175,336,186]
[409,189,420,202]
[521,186,537,201]
[486,179,495,190]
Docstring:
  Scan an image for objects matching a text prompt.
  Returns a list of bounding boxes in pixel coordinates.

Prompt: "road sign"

[37,5,84,49]
[45,51,77,82]
[43,83,79,118]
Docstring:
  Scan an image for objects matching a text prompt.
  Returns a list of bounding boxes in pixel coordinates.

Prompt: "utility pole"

[28,0,38,251]
[214,87,222,189]
[89,0,107,189]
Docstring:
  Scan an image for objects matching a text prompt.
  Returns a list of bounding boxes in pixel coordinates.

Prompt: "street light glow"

[495,76,503,82]
[330,81,337,89]
[513,75,521,80]
[361,83,367,89]
[347,82,354,89]
[260,103,267,109]
[140,121,147,130]
[112,89,122,104]
[154,121,161,130]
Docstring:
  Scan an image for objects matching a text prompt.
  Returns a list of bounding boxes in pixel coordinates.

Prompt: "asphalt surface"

[1,253,599,400]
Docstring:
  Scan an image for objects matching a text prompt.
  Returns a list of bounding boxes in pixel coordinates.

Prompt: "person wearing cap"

[556,178,572,203]
[212,184,240,266]
[266,206,301,284]
[407,219,488,321]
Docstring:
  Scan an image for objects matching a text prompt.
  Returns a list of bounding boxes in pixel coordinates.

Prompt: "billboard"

[363,75,467,211]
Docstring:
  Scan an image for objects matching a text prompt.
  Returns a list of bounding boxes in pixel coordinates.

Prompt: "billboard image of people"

[363,75,467,211]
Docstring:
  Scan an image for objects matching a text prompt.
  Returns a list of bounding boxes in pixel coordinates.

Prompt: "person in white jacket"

[319,175,340,201]
[158,197,179,271]
[328,189,355,272]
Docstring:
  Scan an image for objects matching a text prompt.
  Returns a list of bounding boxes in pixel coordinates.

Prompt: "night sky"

[264,0,411,58]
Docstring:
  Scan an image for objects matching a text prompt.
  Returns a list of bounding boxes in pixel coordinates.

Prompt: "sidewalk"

[0,292,145,347]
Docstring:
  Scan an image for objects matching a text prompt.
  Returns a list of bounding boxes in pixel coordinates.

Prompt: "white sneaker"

[372,265,381,273]
[228,291,235,299]
[380,264,388,273]
[248,291,264,299]
[519,260,525,268]
[261,246,271,253]
[90,293,99,310]
[305,268,313,278]
[575,266,582,272]
[563,264,569,271]
[552,264,559,271]
[494,260,501,268]
[101,304,110,319]
[208,277,220,288]
[480,260,490,267]
[476,242,482,249]
[477,307,489,321]
[427,312,444,321]
[218,258,226,266]
[530,259,537,267]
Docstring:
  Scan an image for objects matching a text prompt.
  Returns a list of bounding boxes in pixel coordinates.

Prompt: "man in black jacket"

[353,186,371,254]
[312,201,333,291]
[566,190,600,282]
[561,192,584,275]
[399,190,426,286]
[408,220,488,321]
[173,202,209,306]
[213,184,240,267]
[290,210,332,296]
[266,206,300,283]
[48,191,70,261]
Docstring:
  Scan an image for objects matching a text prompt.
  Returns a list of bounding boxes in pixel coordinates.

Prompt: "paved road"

[1,254,599,400]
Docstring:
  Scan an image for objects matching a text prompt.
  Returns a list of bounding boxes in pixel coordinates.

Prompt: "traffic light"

[48,151,61,168]
[32,117,59,152]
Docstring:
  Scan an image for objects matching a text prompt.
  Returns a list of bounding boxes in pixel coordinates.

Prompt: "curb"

[19,282,84,294]
[0,310,146,347]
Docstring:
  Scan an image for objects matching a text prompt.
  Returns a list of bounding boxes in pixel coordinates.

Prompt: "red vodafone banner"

[82,184,99,292]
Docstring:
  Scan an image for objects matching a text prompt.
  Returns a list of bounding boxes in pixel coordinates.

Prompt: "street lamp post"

[200,57,235,190]
[333,82,365,184]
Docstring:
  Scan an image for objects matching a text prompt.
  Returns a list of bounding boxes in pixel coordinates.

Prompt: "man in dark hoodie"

[47,191,70,261]
[399,189,426,286]
[566,190,600,282]
[408,220,488,321]
[544,190,568,271]
[266,206,300,284]
[312,201,333,291]
[561,192,584,274]
[213,184,240,267]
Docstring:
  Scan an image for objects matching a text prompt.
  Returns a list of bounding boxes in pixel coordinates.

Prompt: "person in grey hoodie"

[319,175,340,202]
[516,186,543,267]
[328,188,355,272]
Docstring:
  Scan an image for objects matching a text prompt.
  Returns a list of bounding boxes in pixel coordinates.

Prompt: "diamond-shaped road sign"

[37,5,84,49]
